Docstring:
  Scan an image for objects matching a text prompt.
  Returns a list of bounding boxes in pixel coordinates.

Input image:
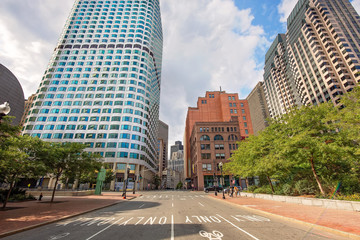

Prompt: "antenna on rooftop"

[220,86,222,92]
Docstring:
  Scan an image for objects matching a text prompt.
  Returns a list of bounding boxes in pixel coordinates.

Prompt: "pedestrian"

[234,186,238,197]
[230,186,234,197]
[38,193,43,201]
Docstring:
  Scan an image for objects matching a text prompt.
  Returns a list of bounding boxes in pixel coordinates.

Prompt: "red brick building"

[184,91,253,185]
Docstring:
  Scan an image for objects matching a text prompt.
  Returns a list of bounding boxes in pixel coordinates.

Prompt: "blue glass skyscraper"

[22,0,163,190]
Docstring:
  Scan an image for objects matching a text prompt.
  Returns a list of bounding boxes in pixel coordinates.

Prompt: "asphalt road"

[3,191,347,240]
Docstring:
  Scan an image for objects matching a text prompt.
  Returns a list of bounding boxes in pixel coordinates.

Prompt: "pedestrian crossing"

[138,194,205,200]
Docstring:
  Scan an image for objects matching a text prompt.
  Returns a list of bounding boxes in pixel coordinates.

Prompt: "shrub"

[294,180,316,195]
[282,183,293,195]
[253,185,273,194]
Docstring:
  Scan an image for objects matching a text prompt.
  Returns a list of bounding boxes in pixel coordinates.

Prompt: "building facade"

[190,118,241,191]
[22,0,163,190]
[157,120,168,175]
[246,82,271,135]
[184,91,253,179]
[263,34,300,118]
[170,140,183,157]
[20,94,36,127]
[0,64,25,126]
[286,0,360,106]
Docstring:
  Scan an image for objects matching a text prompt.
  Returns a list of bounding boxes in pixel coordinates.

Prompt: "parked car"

[204,186,223,193]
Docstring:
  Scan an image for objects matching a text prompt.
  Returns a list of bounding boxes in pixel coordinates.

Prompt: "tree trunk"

[51,175,59,203]
[266,175,275,194]
[2,179,14,209]
[245,178,249,189]
[310,155,325,195]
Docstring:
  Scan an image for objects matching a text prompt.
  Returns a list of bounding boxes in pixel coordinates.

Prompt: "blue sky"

[0,0,359,148]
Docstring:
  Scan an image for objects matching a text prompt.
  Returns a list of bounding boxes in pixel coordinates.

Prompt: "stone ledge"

[239,192,360,212]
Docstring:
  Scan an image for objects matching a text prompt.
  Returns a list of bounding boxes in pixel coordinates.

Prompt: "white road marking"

[216,214,259,240]
[198,202,204,207]
[172,203,174,207]
[139,196,144,199]
[199,230,223,240]
[171,215,174,240]
[138,203,145,209]
[49,233,70,240]
[86,217,124,240]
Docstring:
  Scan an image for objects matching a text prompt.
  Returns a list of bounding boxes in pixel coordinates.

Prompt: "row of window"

[33,100,149,109]
[200,144,239,151]
[200,153,226,160]
[199,126,238,132]
[28,132,145,141]
[199,134,238,141]
[25,123,146,131]
[27,115,146,123]
[32,107,146,115]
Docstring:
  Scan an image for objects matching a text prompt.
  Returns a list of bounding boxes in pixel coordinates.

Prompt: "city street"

[2,191,348,240]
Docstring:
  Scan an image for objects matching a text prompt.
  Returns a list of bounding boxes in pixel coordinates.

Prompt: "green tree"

[152,175,161,190]
[40,142,102,202]
[0,135,46,208]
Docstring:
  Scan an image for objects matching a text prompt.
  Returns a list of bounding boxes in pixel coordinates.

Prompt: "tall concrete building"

[170,140,183,157]
[286,0,360,106]
[0,64,25,126]
[263,34,300,118]
[184,91,253,179]
[157,120,168,175]
[22,0,163,190]
[246,82,271,135]
[190,118,241,190]
[20,94,36,127]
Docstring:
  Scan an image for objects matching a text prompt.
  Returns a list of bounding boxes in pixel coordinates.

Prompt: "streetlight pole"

[219,162,225,199]
[133,175,137,194]
[123,166,130,199]
[0,101,11,122]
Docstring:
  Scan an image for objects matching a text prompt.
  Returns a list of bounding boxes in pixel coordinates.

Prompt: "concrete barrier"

[27,190,95,197]
[239,192,360,212]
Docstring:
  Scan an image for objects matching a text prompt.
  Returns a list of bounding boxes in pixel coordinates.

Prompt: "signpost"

[95,168,106,195]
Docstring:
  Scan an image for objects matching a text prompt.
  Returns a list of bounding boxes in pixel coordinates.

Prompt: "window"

[228,134,238,141]
[214,135,223,141]
[201,153,211,159]
[200,135,210,141]
[200,144,210,150]
[245,129,249,134]
[215,144,224,150]
[215,153,225,159]
[241,109,245,114]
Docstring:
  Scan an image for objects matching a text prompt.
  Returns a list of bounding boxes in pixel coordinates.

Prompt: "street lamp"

[123,165,131,199]
[0,101,11,122]
[133,175,137,194]
[219,162,225,199]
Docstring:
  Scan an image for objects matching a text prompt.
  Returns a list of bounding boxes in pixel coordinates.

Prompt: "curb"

[208,195,360,240]
[0,195,140,238]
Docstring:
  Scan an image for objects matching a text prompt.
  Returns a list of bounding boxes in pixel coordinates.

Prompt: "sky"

[0,0,360,150]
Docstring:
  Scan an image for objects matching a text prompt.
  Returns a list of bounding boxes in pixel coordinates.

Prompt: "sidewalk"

[0,192,140,237]
[210,193,360,239]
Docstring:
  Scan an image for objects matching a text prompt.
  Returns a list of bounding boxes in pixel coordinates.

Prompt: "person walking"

[38,193,43,201]
[234,186,238,197]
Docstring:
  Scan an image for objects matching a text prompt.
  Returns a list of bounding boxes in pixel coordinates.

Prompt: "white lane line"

[171,215,174,240]
[139,196,144,199]
[86,217,124,240]
[172,203,174,207]
[138,203,145,209]
[216,214,260,240]
[198,202,204,207]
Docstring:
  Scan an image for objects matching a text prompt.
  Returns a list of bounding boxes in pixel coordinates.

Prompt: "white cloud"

[0,0,268,152]
[351,0,360,14]
[0,0,74,98]
[277,0,298,24]
[160,0,267,146]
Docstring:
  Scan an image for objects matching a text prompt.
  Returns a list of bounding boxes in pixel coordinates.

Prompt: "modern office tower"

[190,118,241,190]
[0,64,25,126]
[263,34,300,118]
[286,0,360,106]
[22,0,163,190]
[170,140,183,157]
[246,82,271,135]
[157,120,168,175]
[184,91,253,180]
[20,94,36,127]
